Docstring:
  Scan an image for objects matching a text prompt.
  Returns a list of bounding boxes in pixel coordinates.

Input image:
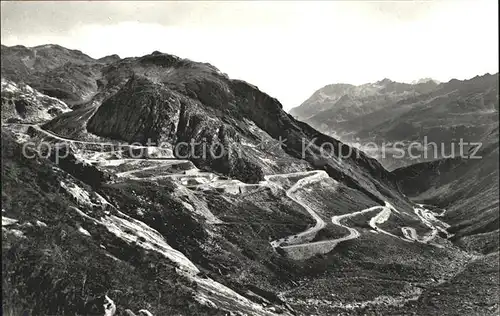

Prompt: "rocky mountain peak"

[98,54,121,64]
[376,78,394,85]
[411,77,439,85]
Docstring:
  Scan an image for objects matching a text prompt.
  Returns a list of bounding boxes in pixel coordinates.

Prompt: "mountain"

[41,50,407,202]
[291,75,499,170]
[2,44,498,315]
[1,44,114,107]
[290,79,439,123]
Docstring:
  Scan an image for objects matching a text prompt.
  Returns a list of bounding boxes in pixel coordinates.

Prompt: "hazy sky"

[1,1,498,110]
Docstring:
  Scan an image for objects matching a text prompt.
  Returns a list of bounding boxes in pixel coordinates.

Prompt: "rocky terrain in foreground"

[1,44,498,315]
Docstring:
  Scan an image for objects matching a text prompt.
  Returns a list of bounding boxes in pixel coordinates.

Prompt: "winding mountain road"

[274,202,410,254]
[264,168,412,253]
[265,171,454,257]
[14,123,449,258]
[264,171,330,247]
[401,205,452,243]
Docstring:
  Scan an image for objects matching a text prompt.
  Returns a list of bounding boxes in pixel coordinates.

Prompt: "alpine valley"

[291,76,498,170]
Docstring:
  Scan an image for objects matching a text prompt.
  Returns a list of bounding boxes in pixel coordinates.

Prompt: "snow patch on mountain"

[1,78,71,123]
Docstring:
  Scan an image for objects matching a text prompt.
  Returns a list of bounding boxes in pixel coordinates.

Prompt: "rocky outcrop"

[87,76,180,144]
[98,54,121,64]
[1,78,71,123]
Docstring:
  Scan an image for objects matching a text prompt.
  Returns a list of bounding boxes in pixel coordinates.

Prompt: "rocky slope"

[2,44,498,316]
[291,75,499,170]
[1,78,71,123]
[1,44,118,107]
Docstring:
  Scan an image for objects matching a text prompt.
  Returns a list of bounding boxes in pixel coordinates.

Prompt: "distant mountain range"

[291,74,499,170]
